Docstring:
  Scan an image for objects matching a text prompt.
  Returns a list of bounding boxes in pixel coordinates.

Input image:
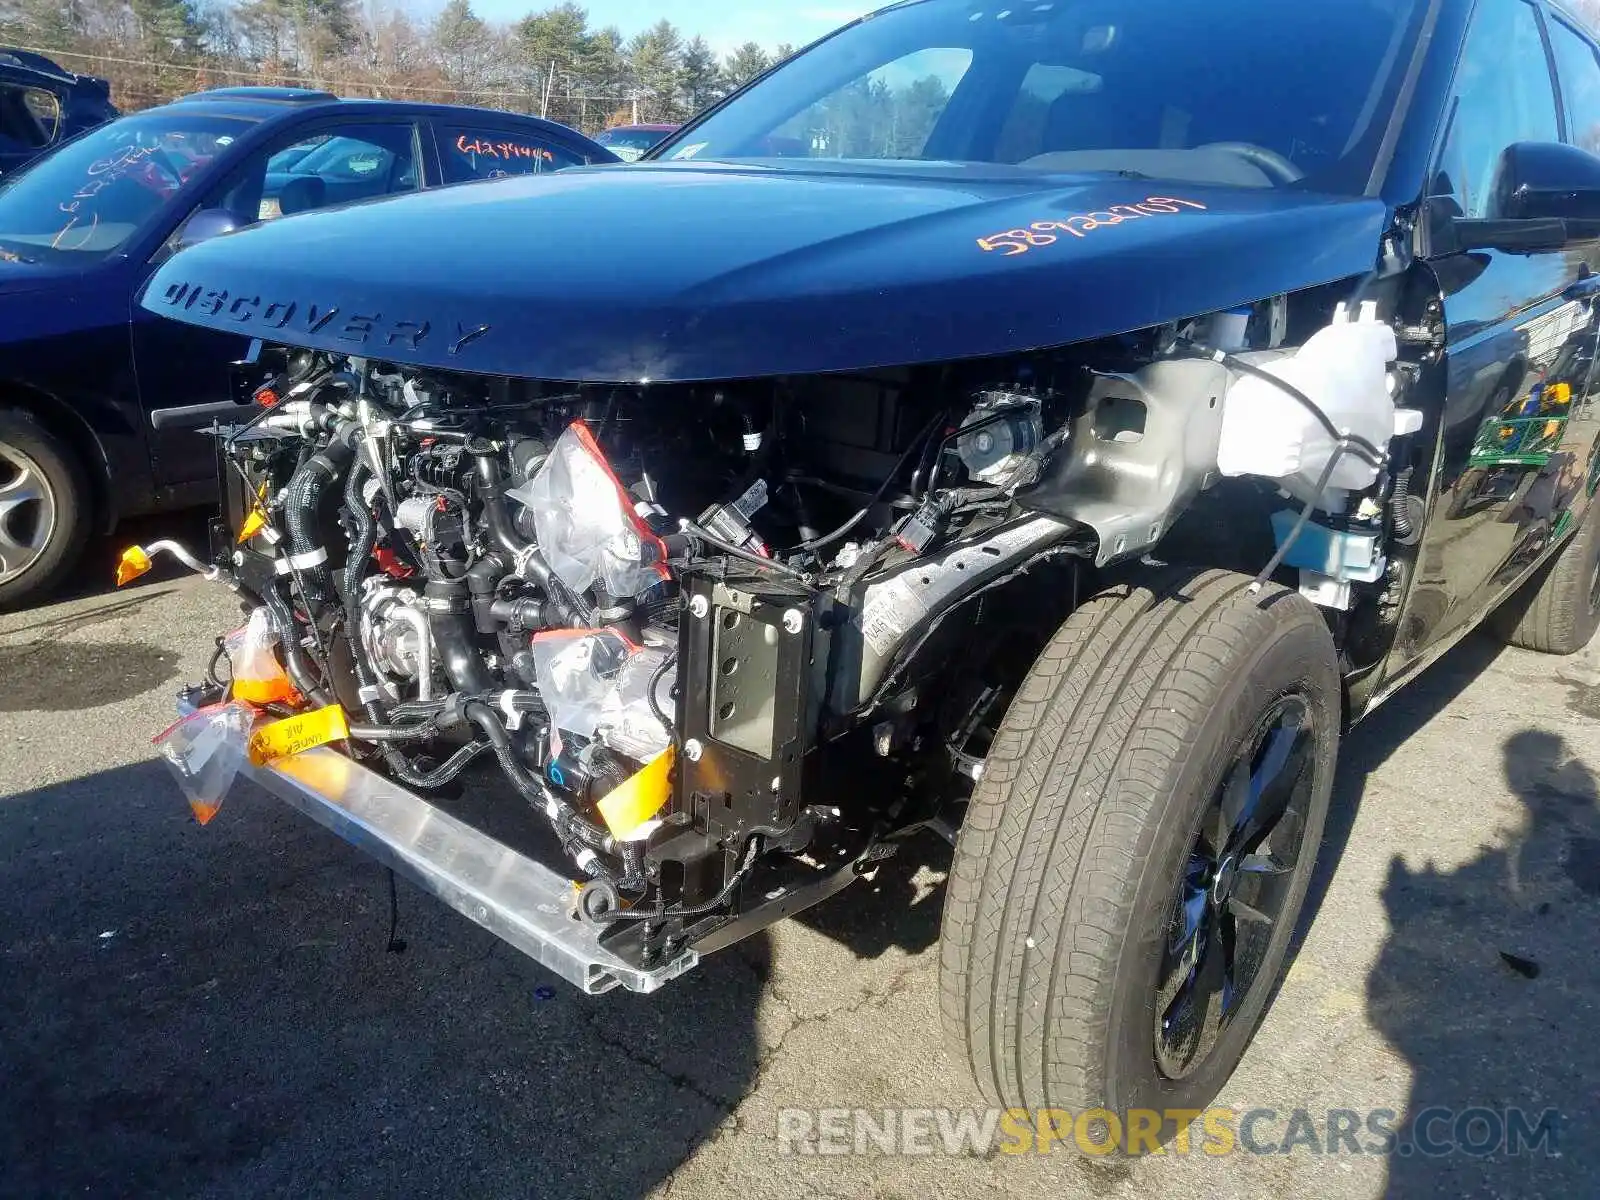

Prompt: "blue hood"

[0,257,76,297]
[139,162,1388,382]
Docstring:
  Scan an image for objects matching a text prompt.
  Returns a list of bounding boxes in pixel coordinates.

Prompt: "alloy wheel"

[0,440,57,586]
[1153,694,1316,1080]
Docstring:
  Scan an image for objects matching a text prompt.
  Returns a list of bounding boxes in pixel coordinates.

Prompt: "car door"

[132,118,424,486]
[1393,0,1600,664]
[432,120,592,184]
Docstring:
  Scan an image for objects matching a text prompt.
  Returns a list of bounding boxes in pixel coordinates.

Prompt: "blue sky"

[460,2,871,55]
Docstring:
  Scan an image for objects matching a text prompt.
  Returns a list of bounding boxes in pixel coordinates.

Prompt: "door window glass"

[163,122,418,261]
[440,126,584,182]
[257,125,419,219]
[1434,0,1560,217]
[1549,18,1600,154]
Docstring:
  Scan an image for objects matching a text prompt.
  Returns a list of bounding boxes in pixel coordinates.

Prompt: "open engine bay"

[146,284,1425,986]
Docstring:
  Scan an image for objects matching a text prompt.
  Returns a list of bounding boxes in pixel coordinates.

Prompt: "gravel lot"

[2,515,1596,1199]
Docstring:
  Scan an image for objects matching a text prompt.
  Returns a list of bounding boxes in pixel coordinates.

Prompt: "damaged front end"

[138,280,1421,991]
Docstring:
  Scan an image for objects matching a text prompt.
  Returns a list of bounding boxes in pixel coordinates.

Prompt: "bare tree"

[0,0,801,132]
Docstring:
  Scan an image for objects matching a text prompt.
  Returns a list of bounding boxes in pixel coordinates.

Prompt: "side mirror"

[20,87,62,145]
[1437,143,1600,255]
[1490,141,1600,221]
[174,208,242,251]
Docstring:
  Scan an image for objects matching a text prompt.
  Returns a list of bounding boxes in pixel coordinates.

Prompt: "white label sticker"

[732,478,769,521]
[857,576,926,657]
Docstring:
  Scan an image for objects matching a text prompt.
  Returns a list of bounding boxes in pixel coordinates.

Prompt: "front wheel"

[0,408,89,611]
[938,568,1340,1136]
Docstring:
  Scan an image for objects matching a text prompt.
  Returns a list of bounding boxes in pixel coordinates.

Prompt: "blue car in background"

[0,87,616,607]
[0,50,118,177]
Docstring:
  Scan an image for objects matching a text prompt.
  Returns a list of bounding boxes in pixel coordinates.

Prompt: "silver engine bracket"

[837,515,1080,710]
[1021,358,1229,566]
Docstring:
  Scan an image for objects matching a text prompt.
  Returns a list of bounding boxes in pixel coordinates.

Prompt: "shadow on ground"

[1288,632,1597,1194]
[1369,721,1598,1196]
[0,759,768,1200]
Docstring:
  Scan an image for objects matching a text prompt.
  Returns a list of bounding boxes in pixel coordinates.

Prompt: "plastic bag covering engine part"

[153,702,258,825]
[530,629,673,761]
[511,422,671,599]
[225,607,299,705]
[1217,301,1404,503]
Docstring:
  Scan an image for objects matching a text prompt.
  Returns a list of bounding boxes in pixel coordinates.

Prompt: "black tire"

[938,568,1340,1134]
[0,407,89,611]
[1489,499,1600,655]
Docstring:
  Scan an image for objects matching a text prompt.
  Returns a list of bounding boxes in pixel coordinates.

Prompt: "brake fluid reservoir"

[1216,301,1401,505]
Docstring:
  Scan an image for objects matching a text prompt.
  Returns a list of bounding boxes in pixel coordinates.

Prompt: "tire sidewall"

[1103,592,1340,1119]
[1566,504,1600,647]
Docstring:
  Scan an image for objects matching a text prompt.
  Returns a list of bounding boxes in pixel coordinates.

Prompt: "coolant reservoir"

[1216,301,1404,505]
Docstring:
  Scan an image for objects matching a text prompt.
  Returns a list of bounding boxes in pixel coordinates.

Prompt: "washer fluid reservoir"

[1217,301,1418,507]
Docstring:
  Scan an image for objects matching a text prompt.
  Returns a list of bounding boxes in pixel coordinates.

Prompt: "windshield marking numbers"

[977,196,1208,257]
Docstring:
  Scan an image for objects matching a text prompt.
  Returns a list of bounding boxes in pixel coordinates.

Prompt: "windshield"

[598,128,667,149]
[598,127,673,157]
[0,112,254,264]
[660,0,1424,194]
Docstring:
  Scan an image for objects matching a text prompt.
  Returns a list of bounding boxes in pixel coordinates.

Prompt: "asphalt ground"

[2,512,1597,1199]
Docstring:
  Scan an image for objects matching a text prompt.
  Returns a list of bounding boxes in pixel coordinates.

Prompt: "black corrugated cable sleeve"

[461,701,622,881]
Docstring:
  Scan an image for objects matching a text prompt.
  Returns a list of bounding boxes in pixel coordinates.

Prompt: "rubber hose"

[343,453,376,611]
[285,437,355,601]
[380,739,492,789]
[427,595,498,694]
[261,580,334,708]
[339,453,483,789]
[339,452,397,726]
[462,701,618,861]
[348,722,438,742]
[470,451,595,625]
[473,451,530,558]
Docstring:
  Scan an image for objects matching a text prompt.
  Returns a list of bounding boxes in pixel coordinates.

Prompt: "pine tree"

[722,42,769,91]
[626,19,683,123]
[679,34,721,115]
[513,2,591,119]
[130,0,205,58]
[432,0,488,92]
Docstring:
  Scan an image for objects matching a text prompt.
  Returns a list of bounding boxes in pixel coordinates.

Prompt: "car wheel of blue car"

[0,408,87,610]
